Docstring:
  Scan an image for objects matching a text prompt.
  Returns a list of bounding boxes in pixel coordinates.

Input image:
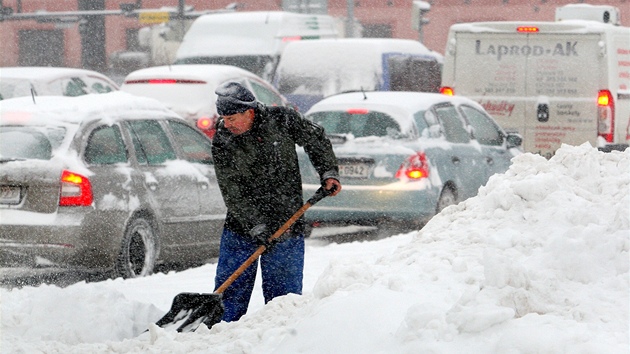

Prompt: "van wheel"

[115,218,157,279]
[436,186,457,214]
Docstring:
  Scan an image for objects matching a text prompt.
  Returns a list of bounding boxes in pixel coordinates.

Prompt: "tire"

[436,186,457,214]
[115,217,157,279]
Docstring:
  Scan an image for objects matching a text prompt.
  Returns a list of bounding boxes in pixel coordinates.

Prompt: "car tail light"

[59,170,93,206]
[517,26,539,33]
[396,152,429,180]
[440,87,454,96]
[123,79,206,85]
[597,89,614,143]
[197,116,217,139]
[347,108,369,115]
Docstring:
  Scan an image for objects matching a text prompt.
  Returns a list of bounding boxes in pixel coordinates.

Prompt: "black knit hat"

[215,82,258,116]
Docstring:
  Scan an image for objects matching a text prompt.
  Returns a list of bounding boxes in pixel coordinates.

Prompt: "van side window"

[84,125,128,165]
[388,55,441,93]
[460,105,504,146]
[126,120,176,165]
[434,105,470,143]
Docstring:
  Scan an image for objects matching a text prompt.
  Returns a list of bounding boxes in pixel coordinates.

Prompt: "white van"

[173,11,339,81]
[274,38,443,112]
[440,4,630,158]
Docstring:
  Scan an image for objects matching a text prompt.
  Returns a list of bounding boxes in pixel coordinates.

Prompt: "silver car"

[0,92,226,278]
[298,91,523,231]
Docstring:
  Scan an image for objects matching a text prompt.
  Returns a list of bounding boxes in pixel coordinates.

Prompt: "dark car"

[0,92,226,278]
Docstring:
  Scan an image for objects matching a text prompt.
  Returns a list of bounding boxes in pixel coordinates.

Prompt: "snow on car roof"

[0,91,180,126]
[307,91,485,134]
[0,66,113,81]
[122,64,259,85]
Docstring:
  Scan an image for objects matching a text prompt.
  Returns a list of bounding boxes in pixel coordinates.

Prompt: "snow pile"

[1,143,628,353]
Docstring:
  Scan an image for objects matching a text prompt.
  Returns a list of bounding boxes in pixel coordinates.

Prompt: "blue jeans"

[214,228,304,322]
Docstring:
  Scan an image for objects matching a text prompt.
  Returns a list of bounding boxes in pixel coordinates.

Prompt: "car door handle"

[451,156,460,165]
[486,157,494,165]
[198,182,209,190]
[146,181,158,191]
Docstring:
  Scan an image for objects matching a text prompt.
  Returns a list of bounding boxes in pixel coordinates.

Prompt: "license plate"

[0,185,21,205]
[339,163,370,178]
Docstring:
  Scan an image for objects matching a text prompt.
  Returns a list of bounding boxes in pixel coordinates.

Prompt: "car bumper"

[0,208,126,268]
[301,181,441,224]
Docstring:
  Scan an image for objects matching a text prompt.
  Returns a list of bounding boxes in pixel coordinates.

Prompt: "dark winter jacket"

[211,103,339,237]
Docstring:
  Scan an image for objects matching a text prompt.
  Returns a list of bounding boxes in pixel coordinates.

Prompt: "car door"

[125,119,201,253]
[431,103,486,200]
[459,104,512,179]
[165,119,226,252]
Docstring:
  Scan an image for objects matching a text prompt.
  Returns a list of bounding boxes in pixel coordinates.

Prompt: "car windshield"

[308,110,401,138]
[0,79,34,100]
[0,126,66,160]
[174,56,274,78]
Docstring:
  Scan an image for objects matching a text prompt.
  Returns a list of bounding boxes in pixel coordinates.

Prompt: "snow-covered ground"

[1,143,628,353]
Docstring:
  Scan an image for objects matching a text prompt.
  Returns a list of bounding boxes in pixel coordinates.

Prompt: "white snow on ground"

[1,143,628,353]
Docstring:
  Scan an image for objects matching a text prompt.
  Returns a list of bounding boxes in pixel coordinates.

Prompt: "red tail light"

[396,152,429,180]
[197,116,217,139]
[59,170,93,206]
[347,108,369,115]
[440,87,454,96]
[597,89,615,143]
[517,26,539,33]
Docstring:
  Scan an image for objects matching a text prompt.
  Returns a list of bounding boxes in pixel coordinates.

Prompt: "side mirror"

[506,133,523,149]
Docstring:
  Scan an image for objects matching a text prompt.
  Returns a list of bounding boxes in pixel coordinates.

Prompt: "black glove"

[249,224,274,249]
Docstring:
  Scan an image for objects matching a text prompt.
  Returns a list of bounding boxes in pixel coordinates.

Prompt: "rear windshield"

[308,111,401,138]
[174,56,274,78]
[0,126,66,160]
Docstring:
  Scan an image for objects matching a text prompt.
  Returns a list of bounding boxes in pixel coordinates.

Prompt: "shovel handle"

[214,186,333,294]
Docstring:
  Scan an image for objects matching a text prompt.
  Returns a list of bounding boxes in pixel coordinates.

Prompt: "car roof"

[0,91,180,126]
[122,64,261,85]
[308,91,482,114]
[1,66,116,82]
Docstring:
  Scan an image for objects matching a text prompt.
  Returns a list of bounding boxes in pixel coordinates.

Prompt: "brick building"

[0,0,627,73]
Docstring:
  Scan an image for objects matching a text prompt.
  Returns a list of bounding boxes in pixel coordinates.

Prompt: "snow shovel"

[153,186,335,333]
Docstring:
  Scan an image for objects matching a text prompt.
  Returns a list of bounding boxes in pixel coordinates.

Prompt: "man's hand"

[324,178,342,197]
[249,224,274,249]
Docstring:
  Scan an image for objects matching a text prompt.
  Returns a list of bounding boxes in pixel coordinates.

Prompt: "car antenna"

[30,87,37,104]
[361,87,367,100]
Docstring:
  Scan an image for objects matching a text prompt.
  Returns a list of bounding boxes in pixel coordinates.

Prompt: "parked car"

[0,92,226,278]
[298,91,523,231]
[0,66,119,100]
[120,64,289,139]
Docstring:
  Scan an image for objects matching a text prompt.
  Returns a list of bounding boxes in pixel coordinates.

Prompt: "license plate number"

[0,185,21,204]
[339,163,370,178]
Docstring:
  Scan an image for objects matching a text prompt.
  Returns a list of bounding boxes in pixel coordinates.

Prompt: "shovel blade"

[155,292,224,332]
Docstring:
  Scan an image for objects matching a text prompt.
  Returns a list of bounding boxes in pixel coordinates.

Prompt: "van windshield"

[174,56,274,79]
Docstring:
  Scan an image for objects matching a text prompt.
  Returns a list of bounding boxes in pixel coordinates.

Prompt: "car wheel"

[436,186,457,214]
[115,217,157,278]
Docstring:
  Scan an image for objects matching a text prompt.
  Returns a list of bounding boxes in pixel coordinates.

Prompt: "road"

[0,223,414,289]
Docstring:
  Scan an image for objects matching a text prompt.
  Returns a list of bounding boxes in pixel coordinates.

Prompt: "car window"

[434,105,470,143]
[126,120,176,165]
[167,120,213,164]
[249,80,285,106]
[460,105,504,146]
[0,127,52,160]
[88,79,115,94]
[308,110,401,138]
[63,77,89,97]
[84,125,128,165]
[413,110,429,135]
